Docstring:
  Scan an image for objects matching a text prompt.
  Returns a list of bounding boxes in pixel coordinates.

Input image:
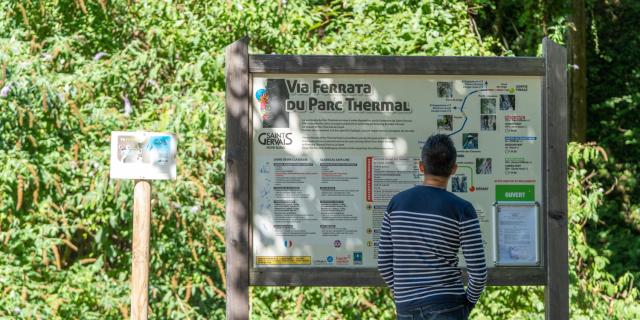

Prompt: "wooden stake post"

[132,180,152,320]
[109,132,178,320]
[225,38,568,319]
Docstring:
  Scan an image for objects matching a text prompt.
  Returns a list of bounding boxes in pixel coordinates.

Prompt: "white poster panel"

[493,203,540,266]
[251,75,542,268]
[110,131,177,180]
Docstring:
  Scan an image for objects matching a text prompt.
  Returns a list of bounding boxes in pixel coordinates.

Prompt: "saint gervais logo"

[258,132,293,146]
[283,240,293,248]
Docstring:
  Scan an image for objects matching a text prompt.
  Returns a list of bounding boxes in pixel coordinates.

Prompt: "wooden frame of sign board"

[225,37,568,320]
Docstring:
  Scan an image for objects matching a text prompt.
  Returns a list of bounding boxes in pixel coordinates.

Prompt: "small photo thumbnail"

[481,98,496,114]
[500,94,516,110]
[481,115,496,131]
[437,115,453,131]
[476,158,492,174]
[452,175,468,193]
[463,133,478,149]
[437,81,453,98]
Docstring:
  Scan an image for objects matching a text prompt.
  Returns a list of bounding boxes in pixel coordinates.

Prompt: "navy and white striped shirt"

[377,185,487,313]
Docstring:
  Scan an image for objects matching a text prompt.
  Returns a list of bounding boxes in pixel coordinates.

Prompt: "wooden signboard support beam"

[225,37,251,320]
[132,180,152,320]
[543,38,569,320]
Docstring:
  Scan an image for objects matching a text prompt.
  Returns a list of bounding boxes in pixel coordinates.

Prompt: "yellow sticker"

[256,256,311,265]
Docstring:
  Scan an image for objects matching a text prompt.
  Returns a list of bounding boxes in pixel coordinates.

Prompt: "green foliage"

[1,0,639,319]
[566,143,640,319]
[471,0,569,56]
[584,0,640,287]
[252,287,396,319]
[1,1,229,318]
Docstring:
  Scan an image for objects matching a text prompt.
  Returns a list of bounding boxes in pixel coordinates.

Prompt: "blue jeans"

[397,301,471,320]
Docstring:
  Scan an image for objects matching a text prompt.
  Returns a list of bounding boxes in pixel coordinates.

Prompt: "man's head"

[420,134,457,177]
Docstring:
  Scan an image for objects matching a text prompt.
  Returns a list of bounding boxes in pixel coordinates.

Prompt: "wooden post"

[225,37,250,320]
[543,37,569,320]
[131,180,152,320]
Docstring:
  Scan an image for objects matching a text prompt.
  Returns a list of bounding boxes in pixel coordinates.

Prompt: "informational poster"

[494,203,539,266]
[110,132,177,180]
[251,75,542,268]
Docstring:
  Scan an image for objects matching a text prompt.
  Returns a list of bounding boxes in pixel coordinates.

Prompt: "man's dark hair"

[421,134,457,177]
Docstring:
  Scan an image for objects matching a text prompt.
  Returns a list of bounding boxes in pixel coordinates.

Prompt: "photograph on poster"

[437,115,453,131]
[476,158,492,174]
[451,175,468,193]
[481,115,497,131]
[258,79,290,128]
[481,98,496,114]
[463,133,479,149]
[437,81,453,98]
[500,94,516,110]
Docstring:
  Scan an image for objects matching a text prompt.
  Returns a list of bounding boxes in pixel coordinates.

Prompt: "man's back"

[377,185,487,314]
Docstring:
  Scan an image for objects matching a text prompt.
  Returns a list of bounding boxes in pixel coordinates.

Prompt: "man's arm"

[377,210,394,292]
[460,205,487,305]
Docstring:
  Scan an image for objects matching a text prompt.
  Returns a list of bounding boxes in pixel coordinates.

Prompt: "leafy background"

[0,0,639,319]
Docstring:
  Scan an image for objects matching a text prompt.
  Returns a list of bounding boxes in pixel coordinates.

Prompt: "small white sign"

[493,202,539,266]
[110,131,177,180]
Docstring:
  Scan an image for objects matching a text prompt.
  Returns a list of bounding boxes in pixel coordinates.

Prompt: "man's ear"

[450,163,458,176]
[419,161,425,174]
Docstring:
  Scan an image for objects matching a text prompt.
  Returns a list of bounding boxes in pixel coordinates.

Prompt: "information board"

[110,131,177,180]
[251,75,542,268]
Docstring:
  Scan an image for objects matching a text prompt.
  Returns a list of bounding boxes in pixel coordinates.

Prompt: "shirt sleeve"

[377,209,394,292]
[460,204,487,305]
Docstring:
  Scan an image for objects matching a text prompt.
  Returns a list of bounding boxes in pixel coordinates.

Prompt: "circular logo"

[255,88,267,101]
[333,240,342,248]
[327,256,334,263]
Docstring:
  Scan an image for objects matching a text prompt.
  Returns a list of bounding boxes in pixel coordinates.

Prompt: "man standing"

[377,134,487,319]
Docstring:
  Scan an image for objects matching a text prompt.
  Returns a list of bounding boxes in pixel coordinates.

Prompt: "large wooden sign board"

[225,38,568,320]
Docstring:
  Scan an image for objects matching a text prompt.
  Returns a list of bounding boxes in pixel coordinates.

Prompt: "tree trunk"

[568,0,587,142]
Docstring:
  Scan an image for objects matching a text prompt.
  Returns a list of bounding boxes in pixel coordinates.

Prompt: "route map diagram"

[430,80,538,200]
[446,85,515,193]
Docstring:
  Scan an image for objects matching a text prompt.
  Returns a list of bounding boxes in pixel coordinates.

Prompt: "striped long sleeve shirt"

[377,185,487,313]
